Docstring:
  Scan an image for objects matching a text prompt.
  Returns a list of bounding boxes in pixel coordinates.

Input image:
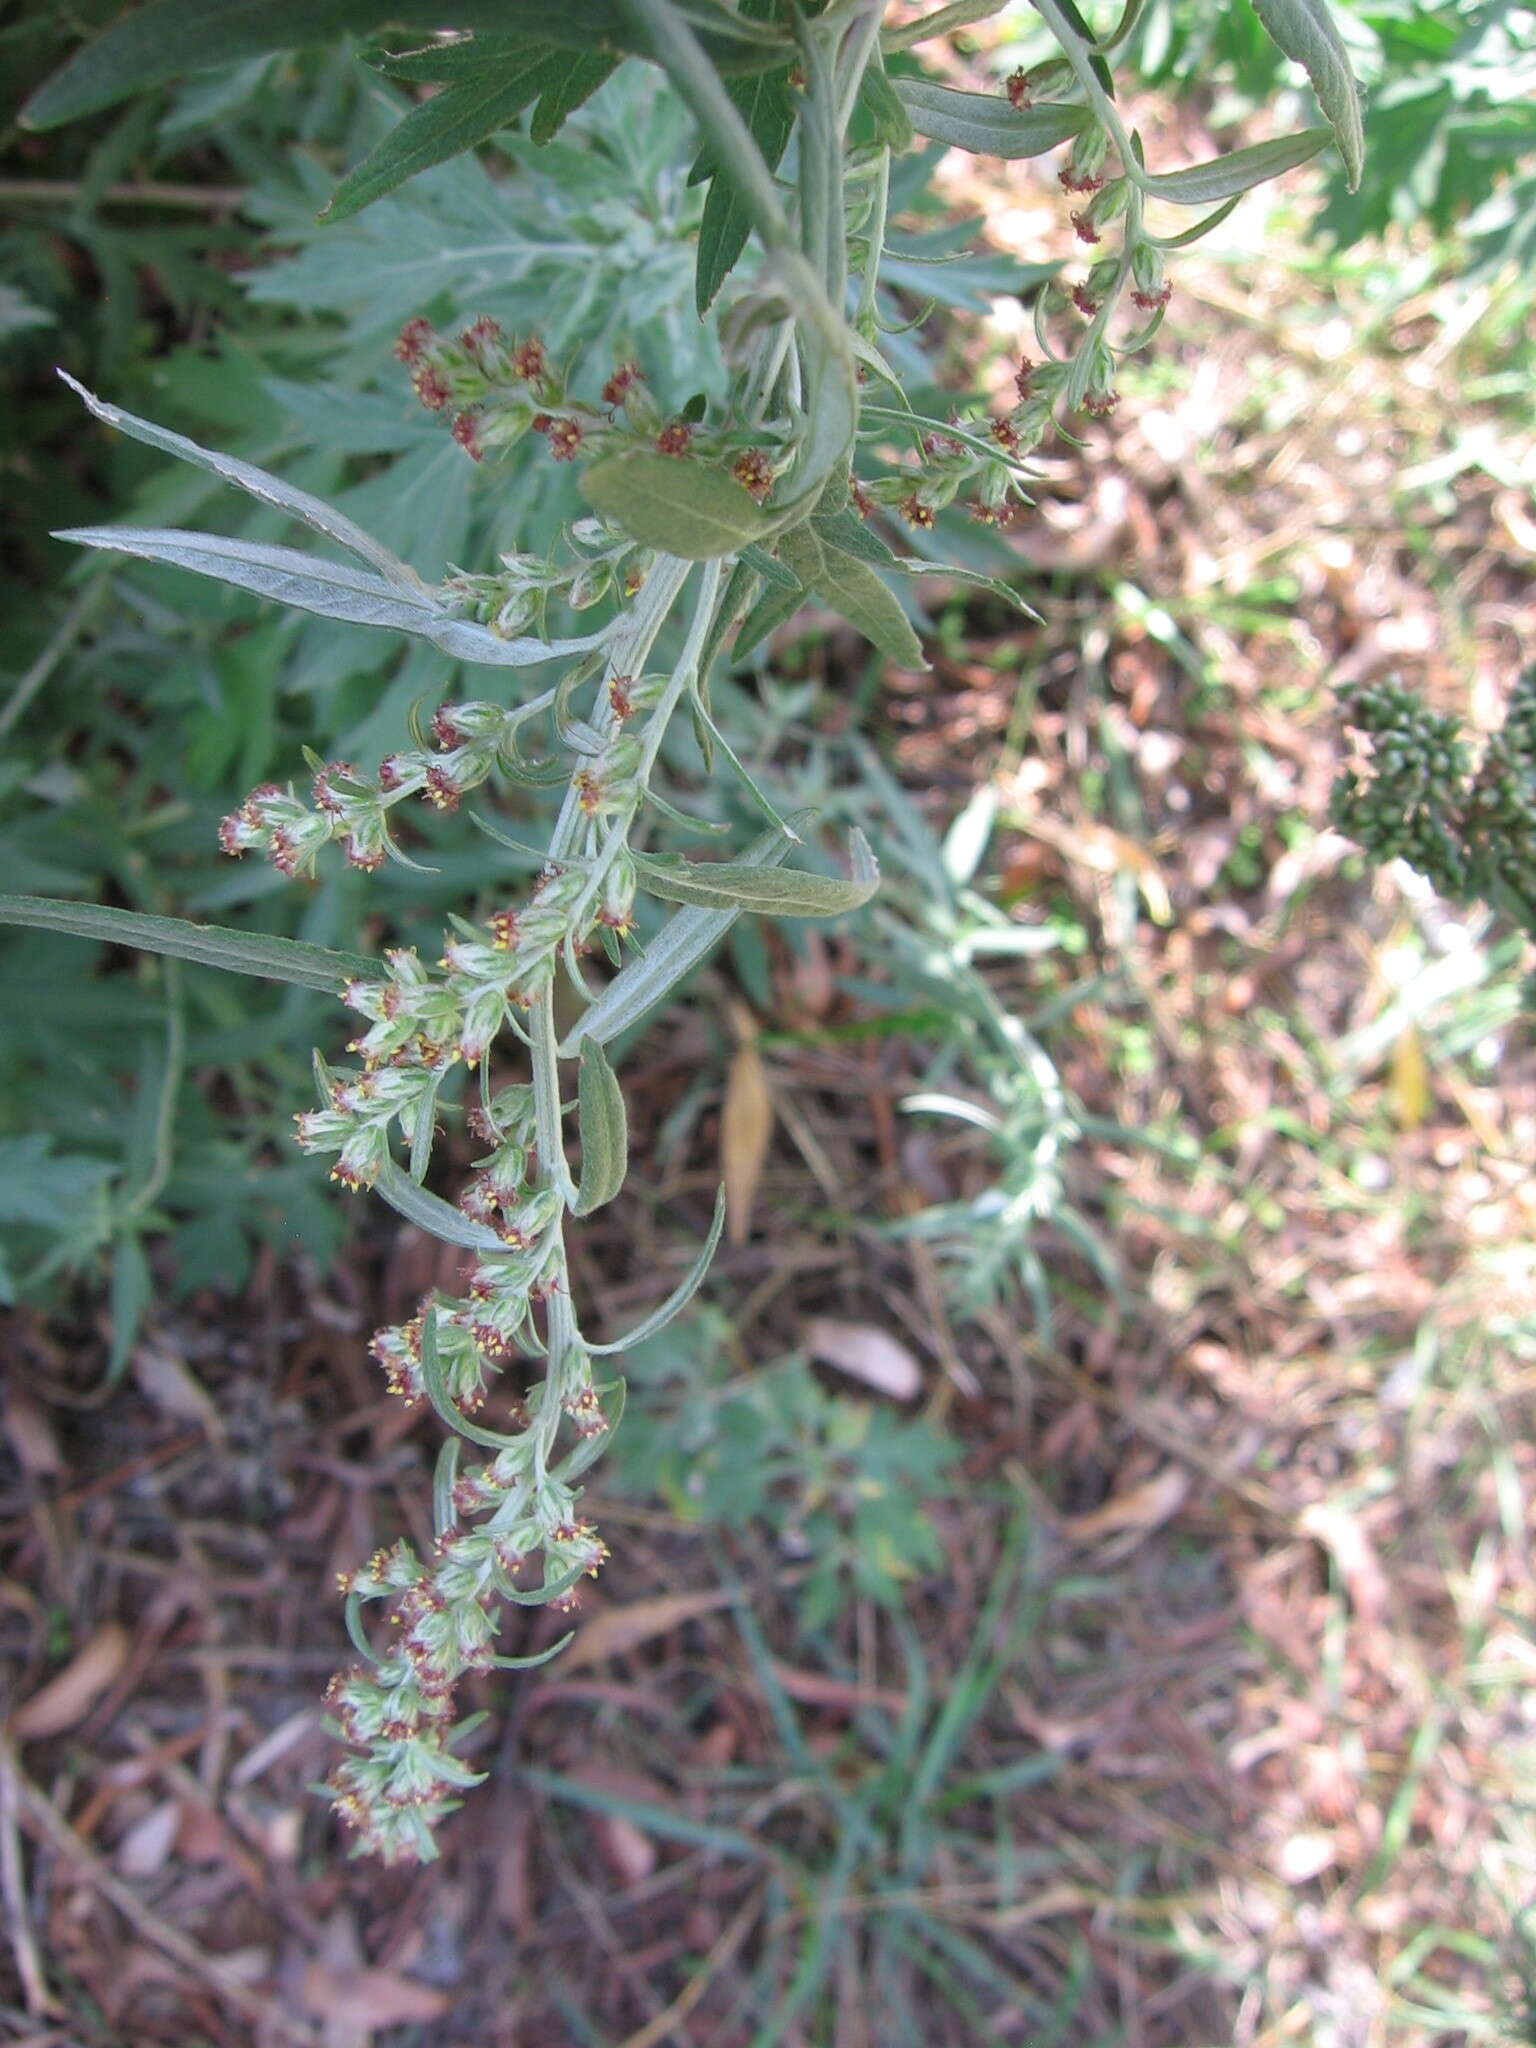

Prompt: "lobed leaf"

[694,24,795,313]
[0,896,371,992]
[893,81,1089,160]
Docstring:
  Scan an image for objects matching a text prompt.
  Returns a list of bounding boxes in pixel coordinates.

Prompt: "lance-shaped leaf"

[893,81,1089,159]
[634,828,878,917]
[374,1160,509,1252]
[58,373,424,593]
[580,451,768,560]
[780,525,927,670]
[560,820,810,1055]
[54,527,606,669]
[588,1186,727,1354]
[322,48,564,224]
[694,16,794,313]
[1249,0,1364,191]
[573,1039,628,1216]
[20,0,786,131]
[1138,127,1331,206]
[0,895,371,992]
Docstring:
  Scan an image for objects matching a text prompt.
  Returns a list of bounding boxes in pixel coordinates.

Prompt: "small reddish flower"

[510,336,546,383]
[601,360,643,407]
[1005,68,1030,111]
[850,475,876,520]
[377,753,407,792]
[732,447,773,500]
[656,420,693,457]
[413,366,451,412]
[394,318,433,365]
[991,417,1022,455]
[1081,390,1119,417]
[1070,210,1100,245]
[899,493,935,530]
[1132,284,1173,313]
[460,316,503,351]
[488,909,520,949]
[451,412,484,461]
[1059,166,1106,196]
[608,674,633,720]
[1014,355,1035,401]
[1071,283,1099,318]
[574,771,603,814]
[423,766,461,811]
[545,417,583,461]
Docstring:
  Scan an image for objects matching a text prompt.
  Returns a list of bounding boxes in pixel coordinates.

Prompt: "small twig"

[0,1739,55,2019]
[0,178,250,211]
[0,1732,318,2046]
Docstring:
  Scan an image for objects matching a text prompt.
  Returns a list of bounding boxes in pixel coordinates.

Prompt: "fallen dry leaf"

[132,1342,224,1443]
[804,1318,922,1402]
[589,1811,657,1887]
[1058,1466,1191,1543]
[722,1005,772,1247]
[11,1624,130,1740]
[298,1963,450,2032]
[115,1798,182,1880]
[560,1587,738,1672]
[2,1385,62,1478]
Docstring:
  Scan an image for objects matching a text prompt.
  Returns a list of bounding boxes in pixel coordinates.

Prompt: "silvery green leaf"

[733,580,805,661]
[374,1160,508,1251]
[408,1073,444,1182]
[634,827,879,916]
[54,527,605,668]
[1249,0,1364,190]
[59,372,424,593]
[560,818,810,1054]
[580,451,768,559]
[780,526,927,670]
[1138,127,1331,205]
[739,542,801,591]
[488,1633,574,1670]
[573,1039,628,1216]
[811,504,895,567]
[434,1437,461,1537]
[587,1186,727,1354]
[893,81,1089,159]
[0,894,371,991]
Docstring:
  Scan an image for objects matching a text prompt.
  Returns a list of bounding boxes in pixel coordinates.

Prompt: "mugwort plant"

[10,0,1365,1861]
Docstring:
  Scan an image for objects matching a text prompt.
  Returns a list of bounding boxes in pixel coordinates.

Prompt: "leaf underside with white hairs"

[0,894,372,992]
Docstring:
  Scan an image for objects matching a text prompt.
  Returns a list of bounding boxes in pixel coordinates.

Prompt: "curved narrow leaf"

[1249,0,1364,190]
[559,820,811,1054]
[54,527,606,669]
[588,1186,727,1355]
[530,51,618,144]
[634,829,879,917]
[580,451,768,560]
[893,81,1089,159]
[374,1161,508,1252]
[1139,127,1331,205]
[489,1632,574,1670]
[574,1039,628,1216]
[695,14,794,314]
[780,525,927,670]
[58,373,423,592]
[0,895,371,991]
[420,1305,529,1451]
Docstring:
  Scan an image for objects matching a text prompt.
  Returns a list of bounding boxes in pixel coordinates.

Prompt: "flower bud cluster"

[326,1407,610,1860]
[219,694,567,877]
[397,317,780,492]
[444,522,650,636]
[856,355,1073,529]
[1334,680,1481,896]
